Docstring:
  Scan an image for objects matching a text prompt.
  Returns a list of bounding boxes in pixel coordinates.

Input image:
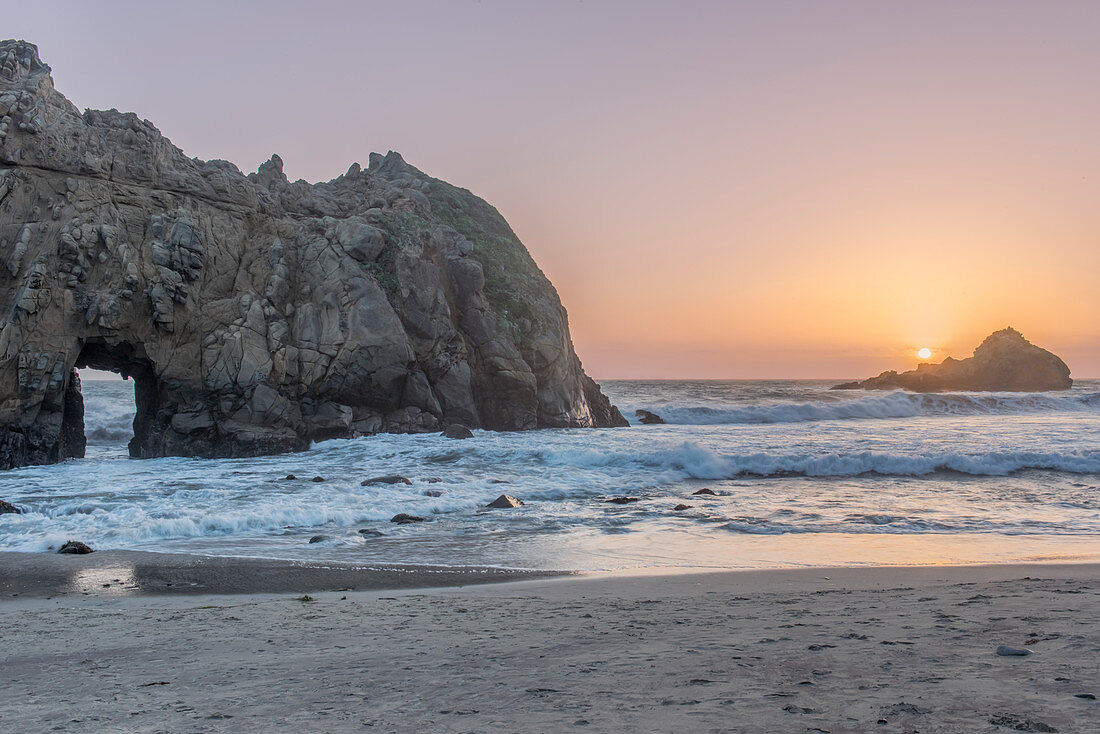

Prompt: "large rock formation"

[833,328,1072,392]
[0,40,626,469]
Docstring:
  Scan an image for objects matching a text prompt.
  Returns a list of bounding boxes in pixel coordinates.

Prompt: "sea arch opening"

[71,340,161,458]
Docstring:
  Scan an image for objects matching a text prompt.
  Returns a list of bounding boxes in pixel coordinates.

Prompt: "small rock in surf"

[57,540,93,554]
[363,475,413,486]
[487,494,524,508]
[635,409,665,424]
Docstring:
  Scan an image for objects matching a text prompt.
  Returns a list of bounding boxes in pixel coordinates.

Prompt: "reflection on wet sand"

[0,550,554,599]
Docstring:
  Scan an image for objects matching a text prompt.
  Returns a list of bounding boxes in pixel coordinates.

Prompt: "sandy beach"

[1,556,1097,733]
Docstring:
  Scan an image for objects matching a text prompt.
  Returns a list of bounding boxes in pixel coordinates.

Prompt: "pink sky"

[10,1,1100,378]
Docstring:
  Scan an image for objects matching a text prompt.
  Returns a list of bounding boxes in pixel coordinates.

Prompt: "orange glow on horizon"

[11,3,1100,379]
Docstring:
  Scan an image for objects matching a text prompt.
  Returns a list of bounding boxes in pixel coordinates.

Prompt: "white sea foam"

[537,441,1100,478]
[2,379,1099,566]
[621,390,1100,425]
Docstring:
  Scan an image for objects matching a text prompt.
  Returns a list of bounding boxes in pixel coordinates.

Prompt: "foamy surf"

[619,389,1099,425]
[1,378,1098,569]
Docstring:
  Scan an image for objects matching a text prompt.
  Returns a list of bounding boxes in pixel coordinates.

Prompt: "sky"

[9,1,1100,378]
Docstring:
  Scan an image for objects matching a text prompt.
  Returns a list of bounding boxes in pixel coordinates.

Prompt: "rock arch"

[0,40,626,469]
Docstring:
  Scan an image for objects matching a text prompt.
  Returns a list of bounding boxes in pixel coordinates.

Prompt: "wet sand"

[0,550,562,597]
[1,557,1098,732]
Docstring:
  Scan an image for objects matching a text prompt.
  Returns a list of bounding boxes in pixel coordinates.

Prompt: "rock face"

[0,41,627,469]
[833,328,1072,392]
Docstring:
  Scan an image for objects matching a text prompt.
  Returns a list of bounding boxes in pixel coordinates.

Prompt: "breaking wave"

[542,442,1100,478]
[627,390,1100,425]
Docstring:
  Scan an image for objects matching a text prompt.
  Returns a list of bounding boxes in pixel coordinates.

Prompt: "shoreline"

[2,547,1099,600]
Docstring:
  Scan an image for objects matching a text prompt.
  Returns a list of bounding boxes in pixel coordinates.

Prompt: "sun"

[917,347,932,360]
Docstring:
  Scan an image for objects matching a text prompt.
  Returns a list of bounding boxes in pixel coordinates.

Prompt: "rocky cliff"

[833,328,1072,392]
[0,40,626,469]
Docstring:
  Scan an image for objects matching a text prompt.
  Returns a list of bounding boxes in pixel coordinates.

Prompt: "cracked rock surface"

[0,40,626,469]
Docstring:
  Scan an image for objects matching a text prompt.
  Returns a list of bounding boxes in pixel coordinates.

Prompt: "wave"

[545,441,1100,479]
[81,388,136,445]
[625,390,1100,426]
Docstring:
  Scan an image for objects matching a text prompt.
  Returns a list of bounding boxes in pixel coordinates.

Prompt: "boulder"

[362,475,412,486]
[833,328,1072,392]
[57,540,93,554]
[441,424,474,439]
[390,513,425,524]
[635,409,665,425]
[995,645,1032,657]
[310,476,325,482]
[0,499,21,514]
[692,488,717,496]
[486,494,524,508]
[605,496,640,504]
[0,40,628,471]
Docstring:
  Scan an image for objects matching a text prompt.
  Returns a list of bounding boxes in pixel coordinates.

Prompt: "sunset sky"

[10,1,1100,378]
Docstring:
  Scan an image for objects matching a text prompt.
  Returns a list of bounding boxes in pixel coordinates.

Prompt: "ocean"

[2,378,1099,571]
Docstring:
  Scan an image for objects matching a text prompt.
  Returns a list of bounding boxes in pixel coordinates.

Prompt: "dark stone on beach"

[605,496,640,504]
[635,409,665,424]
[391,513,425,524]
[362,475,413,486]
[1074,694,1096,700]
[442,424,474,439]
[833,327,1072,392]
[57,540,93,554]
[673,504,693,511]
[989,714,1057,732]
[487,494,524,508]
[308,535,330,544]
[0,499,21,514]
[996,645,1032,657]
[692,488,717,496]
[358,528,385,537]
[283,474,298,480]
[311,476,325,482]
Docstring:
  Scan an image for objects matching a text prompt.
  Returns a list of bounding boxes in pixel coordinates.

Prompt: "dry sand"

[1,556,1098,733]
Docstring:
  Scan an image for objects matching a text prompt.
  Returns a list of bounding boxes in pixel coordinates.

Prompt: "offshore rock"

[832,328,1072,393]
[0,40,627,469]
[441,423,474,439]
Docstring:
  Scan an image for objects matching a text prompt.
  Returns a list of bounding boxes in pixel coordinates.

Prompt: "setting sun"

[918,348,932,360]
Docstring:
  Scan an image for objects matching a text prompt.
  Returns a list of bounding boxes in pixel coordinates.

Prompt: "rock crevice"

[0,40,626,469]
